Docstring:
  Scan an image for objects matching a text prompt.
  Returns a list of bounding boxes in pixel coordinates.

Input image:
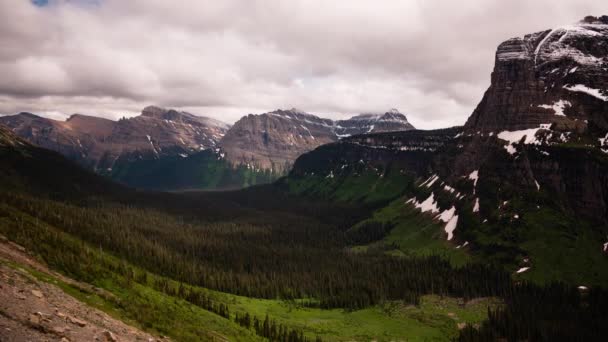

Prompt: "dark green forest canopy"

[1,128,608,340]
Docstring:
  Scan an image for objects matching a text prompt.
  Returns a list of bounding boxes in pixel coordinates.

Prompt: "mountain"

[0,105,230,172]
[0,125,127,198]
[282,16,608,288]
[465,15,608,133]
[219,108,415,173]
[1,106,413,189]
[335,108,415,136]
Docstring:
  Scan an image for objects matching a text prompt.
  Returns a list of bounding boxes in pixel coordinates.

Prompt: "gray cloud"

[0,0,605,128]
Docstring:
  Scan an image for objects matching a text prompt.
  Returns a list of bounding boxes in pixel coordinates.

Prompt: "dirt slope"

[0,236,168,342]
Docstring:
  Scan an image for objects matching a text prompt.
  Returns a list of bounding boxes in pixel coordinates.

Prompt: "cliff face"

[218,109,337,173]
[219,108,415,173]
[0,106,229,171]
[465,16,608,133]
[288,17,608,229]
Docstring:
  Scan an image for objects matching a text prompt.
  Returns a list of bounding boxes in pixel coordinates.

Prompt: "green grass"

[286,168,413,205]
[0,198,499,341]
[216,292,498,341]
[349,198,471,267]
[515,207,608,286]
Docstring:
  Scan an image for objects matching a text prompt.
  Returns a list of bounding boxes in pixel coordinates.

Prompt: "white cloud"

[0,0,605,127]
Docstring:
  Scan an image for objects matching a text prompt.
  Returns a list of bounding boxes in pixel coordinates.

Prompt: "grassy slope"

[285,138,608,288]
[228,294,498,341]
[287,167,471,267]
[0,195,497,341]
[284,168,414,205]
[351,198,471,267]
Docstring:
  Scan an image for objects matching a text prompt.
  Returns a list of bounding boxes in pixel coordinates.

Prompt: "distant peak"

[387,108,401,115]
[16,112,41,118]
[580,15,608,25]
[141,105,167,117]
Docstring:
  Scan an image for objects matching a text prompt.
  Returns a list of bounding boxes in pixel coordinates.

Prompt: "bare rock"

[68,316,87,327]
[465,18,608,133]
[220,108,414,173]
[0,106,229,171]
[101,330,118,342]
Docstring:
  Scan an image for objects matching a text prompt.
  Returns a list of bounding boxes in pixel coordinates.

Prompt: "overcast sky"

[0,0,604,128]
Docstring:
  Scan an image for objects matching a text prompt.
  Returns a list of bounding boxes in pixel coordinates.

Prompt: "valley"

[1,9,608,342]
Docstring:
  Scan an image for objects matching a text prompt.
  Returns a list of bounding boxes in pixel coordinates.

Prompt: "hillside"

[2,109,608,341]
[0,237,167,342]
[1,106,414,191]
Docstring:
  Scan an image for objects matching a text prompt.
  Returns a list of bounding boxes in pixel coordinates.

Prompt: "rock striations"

[0,106,229,171]
[219,108,415,173]
[465,16,608,133]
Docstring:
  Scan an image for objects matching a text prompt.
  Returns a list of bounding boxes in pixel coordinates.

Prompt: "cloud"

[0,0,605,128]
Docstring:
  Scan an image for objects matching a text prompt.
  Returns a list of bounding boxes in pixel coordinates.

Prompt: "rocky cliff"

[0,106,229,171]
[219,108,415,173]
[465,16,608,134]
[283,17,608,285]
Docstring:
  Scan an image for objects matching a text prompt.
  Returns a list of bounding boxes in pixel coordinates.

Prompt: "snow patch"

[538,100,571,116]
[438,206,456,223]
[564,84,608,101]
[412,193,440,214]
[516,267,530,274]
[473,198,480,213]
[456,241,469,249]
[468,170,479,193]
[444,215,459,241]
[534,29,557,65]
[420,174,439,188]
[497,128,542,145]
[534,180,540,191]
[497,125,552,154]
[505,144,518,155]
[599,133,608,152]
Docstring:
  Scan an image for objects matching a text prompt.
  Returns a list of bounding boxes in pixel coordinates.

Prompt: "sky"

[0,1,604,128]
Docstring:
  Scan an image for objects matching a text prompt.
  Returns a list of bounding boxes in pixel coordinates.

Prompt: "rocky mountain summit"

[284,17,608,286]
[219,108,415,173]
[335,109,415,137]
[465,15,608,133]
[0,106,229,171]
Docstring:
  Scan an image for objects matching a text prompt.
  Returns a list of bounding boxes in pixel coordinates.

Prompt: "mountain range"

[0,106,414,190]
[0,15,607,342]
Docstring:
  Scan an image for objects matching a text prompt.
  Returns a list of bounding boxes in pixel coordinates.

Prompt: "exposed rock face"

[219,108,415,173]
[0,106,229,171]
[335,109,415,137]
[465,16,608,133]
[218,109,336,173]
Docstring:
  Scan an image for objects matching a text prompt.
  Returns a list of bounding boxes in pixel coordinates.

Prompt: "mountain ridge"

[219,108,414,173]
[0,106,230,172]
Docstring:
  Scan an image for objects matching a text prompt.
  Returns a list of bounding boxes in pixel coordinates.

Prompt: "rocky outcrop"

[465,16,608,133]
[0,236,166,342]
[219,108,415,173]
[0,106,229,171]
